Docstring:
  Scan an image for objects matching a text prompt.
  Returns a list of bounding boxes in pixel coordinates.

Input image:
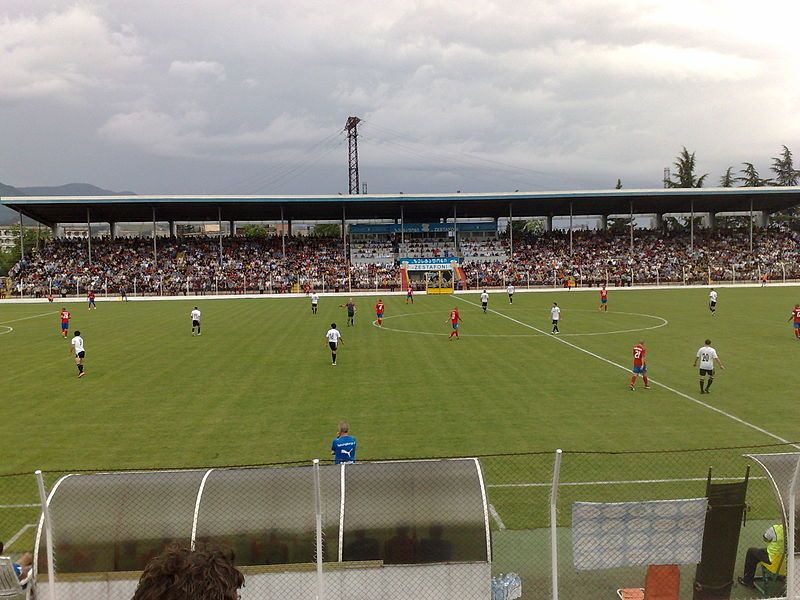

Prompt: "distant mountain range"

[0,182,135,224]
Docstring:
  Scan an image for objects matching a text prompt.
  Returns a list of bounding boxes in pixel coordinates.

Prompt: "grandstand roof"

[2,187,799,227]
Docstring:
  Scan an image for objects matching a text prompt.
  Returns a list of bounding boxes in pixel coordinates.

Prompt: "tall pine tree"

[737,162,770,187]
[668,147,707,188]
[771,145,799,186]
[719,167,736,187]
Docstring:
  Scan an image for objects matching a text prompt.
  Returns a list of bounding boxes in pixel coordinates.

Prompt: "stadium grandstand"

[2,187,799,298]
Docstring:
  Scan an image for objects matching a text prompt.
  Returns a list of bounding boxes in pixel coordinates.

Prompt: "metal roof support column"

[690,199,694,253]
[18,210,24,261]
[509,203,513,260]
[342,204,348,276]
[749,198,753,253]
[229,220,235,237]
[400,204,404,245]
[453,204,458,252]
[152,207,158,267]
[87,207,93,266]
[217,206,223,267]
[569,201,573,256]
[629,200,634,256]
[280,206,285,258]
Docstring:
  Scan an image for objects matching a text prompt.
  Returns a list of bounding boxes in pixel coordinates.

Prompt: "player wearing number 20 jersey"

[629,341,650,390]
[693,339,725,394]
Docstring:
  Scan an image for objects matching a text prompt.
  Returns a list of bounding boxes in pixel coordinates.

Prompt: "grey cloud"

[0,0,798,195]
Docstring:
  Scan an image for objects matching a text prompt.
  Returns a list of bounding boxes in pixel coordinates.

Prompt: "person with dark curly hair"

[131,544,244,600]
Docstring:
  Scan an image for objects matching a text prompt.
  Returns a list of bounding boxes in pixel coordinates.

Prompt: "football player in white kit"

[693,338,725,394]
[71,330,86,378]
[480,290,489,313]
[708,289,718,315]
[191,307,202,336]
[325,323,343,365]
[507,284,515,304]
[551,303,561,334]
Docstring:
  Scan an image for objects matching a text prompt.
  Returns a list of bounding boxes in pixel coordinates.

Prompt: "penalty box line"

[455,296,796,448]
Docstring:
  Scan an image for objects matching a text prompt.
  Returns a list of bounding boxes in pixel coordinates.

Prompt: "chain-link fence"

[3,444,800,599]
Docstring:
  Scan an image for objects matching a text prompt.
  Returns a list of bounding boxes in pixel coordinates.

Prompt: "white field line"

[0,311,57,325]
[4,523,36,549]
[0,503,39,509]
[0,326,12,335]
[488,504,506,530]
[456,296,797,447]
[488,475,767,489]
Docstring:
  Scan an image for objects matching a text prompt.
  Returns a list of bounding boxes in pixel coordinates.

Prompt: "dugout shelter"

[32,458,491,600]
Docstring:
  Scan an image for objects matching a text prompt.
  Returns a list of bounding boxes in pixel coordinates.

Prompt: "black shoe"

[737,577,755,589]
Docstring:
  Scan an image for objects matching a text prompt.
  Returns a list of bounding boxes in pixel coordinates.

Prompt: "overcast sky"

[1,0,798,195]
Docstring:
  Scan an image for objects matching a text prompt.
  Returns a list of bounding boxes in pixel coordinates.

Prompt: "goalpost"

[425,269,455,295]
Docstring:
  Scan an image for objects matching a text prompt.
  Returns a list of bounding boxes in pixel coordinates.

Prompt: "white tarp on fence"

[572,498,708,571]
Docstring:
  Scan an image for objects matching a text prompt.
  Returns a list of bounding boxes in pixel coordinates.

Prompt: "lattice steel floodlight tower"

[345,116,361,195]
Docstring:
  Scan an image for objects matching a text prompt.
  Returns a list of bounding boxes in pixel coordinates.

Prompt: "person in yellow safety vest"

[738,523,784,588]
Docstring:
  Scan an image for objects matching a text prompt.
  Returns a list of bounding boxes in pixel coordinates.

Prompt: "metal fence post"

[35,470,57,600]
[312,459,326,600]
[788,456,800,599]
[550,448,563,600]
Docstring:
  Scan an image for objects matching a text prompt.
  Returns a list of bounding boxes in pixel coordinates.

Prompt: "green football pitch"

[2,286,798,474]
[1,286,798,590]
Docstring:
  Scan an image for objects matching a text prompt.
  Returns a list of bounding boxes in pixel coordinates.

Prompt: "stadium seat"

[753,552,785,598]
[617,564,680,600]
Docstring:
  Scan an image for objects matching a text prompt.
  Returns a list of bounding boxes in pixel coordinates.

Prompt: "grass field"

[2,286,798,472]
[2,286,798,597]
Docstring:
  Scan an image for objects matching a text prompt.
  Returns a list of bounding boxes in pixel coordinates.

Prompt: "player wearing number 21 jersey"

[629,341,650,390]
[789,304,800,340]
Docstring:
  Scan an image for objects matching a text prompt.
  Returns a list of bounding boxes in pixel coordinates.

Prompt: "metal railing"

[2,443,800,599]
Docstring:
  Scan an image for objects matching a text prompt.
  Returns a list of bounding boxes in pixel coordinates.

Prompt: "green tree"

[607,217,632,234]
[771,145,799,186]
[738,162,770,187]
[510,219,544,235]
[668,147,708,188]
[241,224,269,238]
[310,223,342,237]
[663,216,705,232]
[719,167,736,187]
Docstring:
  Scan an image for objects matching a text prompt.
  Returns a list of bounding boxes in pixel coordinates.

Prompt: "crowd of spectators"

[462,226,800,287]
[10,236,352,296]
[7,226,799,297]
